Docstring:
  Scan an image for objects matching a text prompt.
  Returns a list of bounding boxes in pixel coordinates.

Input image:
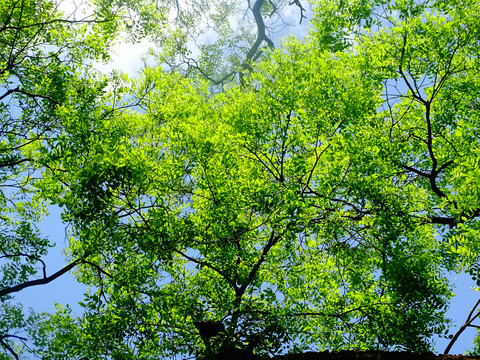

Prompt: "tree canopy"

[1,0,480,358]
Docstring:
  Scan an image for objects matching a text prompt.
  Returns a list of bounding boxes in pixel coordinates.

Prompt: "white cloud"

[93,38,155,77]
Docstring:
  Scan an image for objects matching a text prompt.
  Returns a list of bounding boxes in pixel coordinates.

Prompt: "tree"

[140,0,311,87]
[25,0,480,358]
[3,0,480,358]
[0,0,145,357]
[0,0,94,357]
[0,0,313,356]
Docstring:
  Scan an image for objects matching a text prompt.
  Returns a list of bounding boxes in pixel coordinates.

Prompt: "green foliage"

[2,0,480,358]
[33,0,480,356]
[0,0,134,357]
[470,329,480,356]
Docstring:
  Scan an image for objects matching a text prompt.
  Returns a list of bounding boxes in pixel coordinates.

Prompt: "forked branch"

[443,298,480,354]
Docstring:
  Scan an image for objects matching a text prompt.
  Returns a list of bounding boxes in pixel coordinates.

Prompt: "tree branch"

[289,0,307,24]
[0,257,110,297]
[0,334,25,360]
[238,230,281,296]
[444,298,480,354]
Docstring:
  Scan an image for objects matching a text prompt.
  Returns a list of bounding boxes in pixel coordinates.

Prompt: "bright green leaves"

[0,0,145,356]
[311,0,388,52]
[44,25,446,355]
[42,33,443,356]
[21,0,480,357]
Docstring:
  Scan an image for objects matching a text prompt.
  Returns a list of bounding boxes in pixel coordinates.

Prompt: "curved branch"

[0,258,82,297]
[289,0,307,24]
[444,298,480,354]
[0,252,47,277]
[0,87,19,101]
[0,257,111,298]
[0,158,31,168]
[241,0,275,79]
[249,0,275,56]
[0,334,25,360]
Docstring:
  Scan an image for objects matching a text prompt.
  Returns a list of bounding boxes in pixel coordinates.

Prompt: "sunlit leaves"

[0,0,140,357]
[16,0,480,357]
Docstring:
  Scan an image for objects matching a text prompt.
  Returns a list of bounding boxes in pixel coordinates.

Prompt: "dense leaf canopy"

[1,0,480,358]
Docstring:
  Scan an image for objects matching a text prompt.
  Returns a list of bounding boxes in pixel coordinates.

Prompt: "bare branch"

[444,298,480,354]
[0,257,110,297]
[0,334,24,360]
